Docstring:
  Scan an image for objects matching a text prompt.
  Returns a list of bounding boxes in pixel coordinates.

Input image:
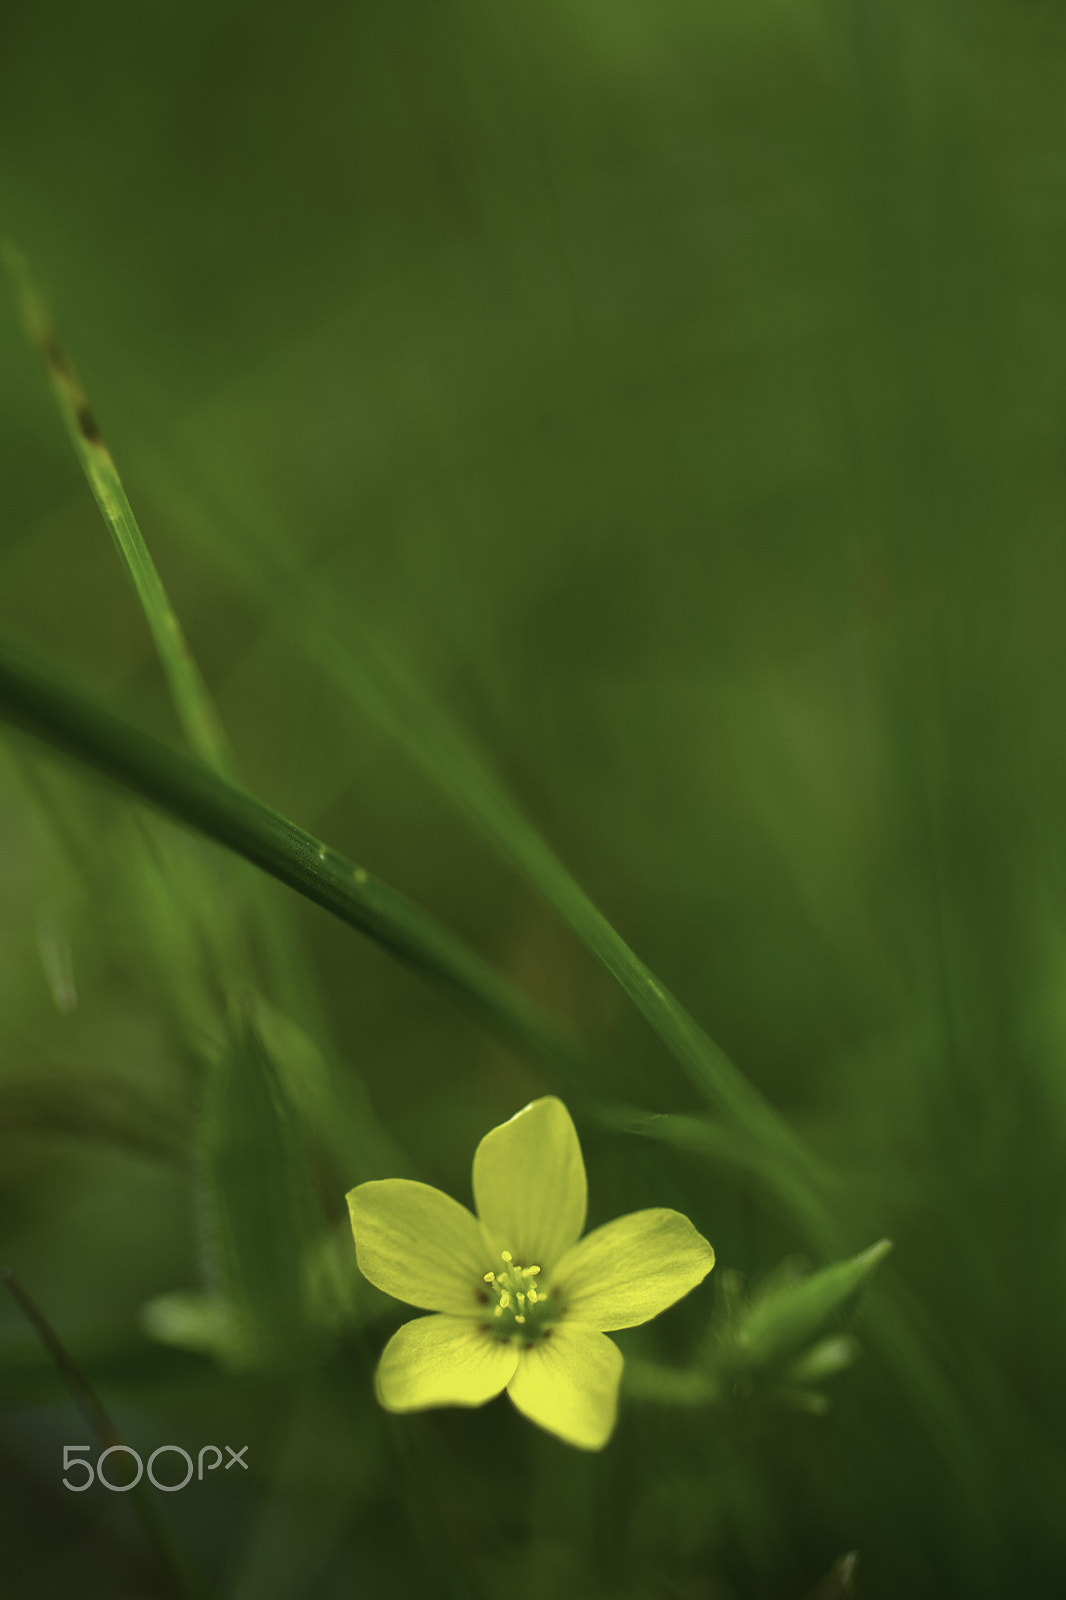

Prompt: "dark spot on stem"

[44,335,72,378]
[76,405,102,445]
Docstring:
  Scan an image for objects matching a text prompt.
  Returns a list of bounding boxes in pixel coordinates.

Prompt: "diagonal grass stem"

[0,634,577,1075]
[3,1269,207,1600]
[5,250,231,776]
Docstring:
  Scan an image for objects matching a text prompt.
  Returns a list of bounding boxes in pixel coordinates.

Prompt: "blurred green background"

[3,0,1066,1595]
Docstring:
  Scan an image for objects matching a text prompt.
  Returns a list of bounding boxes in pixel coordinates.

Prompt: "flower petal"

[347,1179,488,1315]
[473,1097,587,1271]
[553,1208,715,1331]
[376,1315,519,1411]
[506,1324,623,1450]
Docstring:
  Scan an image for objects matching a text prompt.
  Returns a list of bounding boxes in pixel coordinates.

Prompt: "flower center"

[482,1250,556,1343]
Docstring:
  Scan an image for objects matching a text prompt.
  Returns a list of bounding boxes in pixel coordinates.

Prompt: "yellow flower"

[346,1097,715,1450]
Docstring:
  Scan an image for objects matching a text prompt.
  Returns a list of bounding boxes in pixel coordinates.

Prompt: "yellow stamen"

[480,1249,552,1338]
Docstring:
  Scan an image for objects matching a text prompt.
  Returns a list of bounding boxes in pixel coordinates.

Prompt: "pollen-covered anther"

[482,1249,553,1338]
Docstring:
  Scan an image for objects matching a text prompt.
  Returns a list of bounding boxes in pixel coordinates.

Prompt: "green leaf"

[140,1291,242,1362]
[804,1552,860,1600]
[784,1334,860,1386]
[735,1240,892,1368]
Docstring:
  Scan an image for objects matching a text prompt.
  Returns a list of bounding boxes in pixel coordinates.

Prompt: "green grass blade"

[0,632,577,1075]
[5,251,231,775]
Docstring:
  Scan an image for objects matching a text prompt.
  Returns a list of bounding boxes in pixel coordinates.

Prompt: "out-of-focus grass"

[3,1,1066,1596]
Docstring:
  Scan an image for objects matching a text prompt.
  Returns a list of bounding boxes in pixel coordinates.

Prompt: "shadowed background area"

[2,1,1066,1595]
